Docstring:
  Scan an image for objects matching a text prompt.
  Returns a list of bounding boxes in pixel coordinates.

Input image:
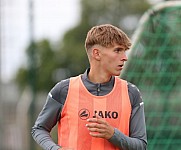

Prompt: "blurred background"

[0,0,180,150]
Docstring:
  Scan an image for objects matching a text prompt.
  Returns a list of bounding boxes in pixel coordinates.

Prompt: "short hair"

[85,24,131,51]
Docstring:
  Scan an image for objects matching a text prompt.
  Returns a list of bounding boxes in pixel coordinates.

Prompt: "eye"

[114,48,123,53]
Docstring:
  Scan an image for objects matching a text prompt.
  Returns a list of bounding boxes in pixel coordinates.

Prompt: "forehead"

[92,43,129,51]
[111,43,128,50]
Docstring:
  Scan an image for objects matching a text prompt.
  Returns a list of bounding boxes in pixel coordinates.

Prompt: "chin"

[113,71,121,76]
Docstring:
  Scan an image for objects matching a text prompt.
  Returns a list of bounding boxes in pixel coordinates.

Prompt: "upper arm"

[33,95,63,132]
[128,82,147,144]
[33,79,70,132]
[50,79,70,105]
[128,82,143,108]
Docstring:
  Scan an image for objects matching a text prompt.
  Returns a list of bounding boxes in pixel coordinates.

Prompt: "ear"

[92,48,101,61]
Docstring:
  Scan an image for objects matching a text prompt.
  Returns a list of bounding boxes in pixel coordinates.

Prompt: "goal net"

[121,1,181,150]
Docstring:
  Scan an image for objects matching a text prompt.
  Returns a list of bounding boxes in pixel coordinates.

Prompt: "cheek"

[104,57,113,65]
[101,53,117,66]
[109,55,119,63]
[103,58,116,69]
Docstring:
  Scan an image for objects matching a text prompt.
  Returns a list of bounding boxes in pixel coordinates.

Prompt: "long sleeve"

[31,94,63,150]
[109,104,147,150]
[108,83,147,150]
[31,79,69,150]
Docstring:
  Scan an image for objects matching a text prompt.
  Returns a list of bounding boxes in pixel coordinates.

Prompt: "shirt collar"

[81,68,115,86]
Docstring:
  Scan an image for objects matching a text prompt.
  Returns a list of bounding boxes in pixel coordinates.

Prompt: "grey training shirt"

[32,69,147,150]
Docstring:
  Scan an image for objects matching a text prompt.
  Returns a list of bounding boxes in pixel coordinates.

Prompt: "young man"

[32,24,147,150]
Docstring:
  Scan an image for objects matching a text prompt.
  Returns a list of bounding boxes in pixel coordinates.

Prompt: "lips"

[117,64,124,70]
[118,65,123,67]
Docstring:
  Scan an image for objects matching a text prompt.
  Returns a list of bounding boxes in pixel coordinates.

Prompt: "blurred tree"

[15,39,58,92]
[81,0,150,35]
[15,0,151,92]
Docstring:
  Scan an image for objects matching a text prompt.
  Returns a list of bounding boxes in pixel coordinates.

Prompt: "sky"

[1,0,81,83]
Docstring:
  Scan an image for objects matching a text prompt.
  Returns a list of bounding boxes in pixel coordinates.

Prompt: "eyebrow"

[114,47,125,51]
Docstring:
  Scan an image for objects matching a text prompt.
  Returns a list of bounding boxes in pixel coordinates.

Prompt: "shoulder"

[50,78,70,104]
[127,82,143,108]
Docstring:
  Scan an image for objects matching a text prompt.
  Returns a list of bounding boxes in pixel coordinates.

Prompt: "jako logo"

[79,108,90,120]
[93,110,118,119]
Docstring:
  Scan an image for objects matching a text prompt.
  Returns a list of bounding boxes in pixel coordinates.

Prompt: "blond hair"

[85,24,131,51]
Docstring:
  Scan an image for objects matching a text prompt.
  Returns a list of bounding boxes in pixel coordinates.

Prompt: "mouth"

[117,64,124,70]
[118,65,123,67]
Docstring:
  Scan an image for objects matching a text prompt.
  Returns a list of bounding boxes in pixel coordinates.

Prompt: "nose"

[121,51,128,61]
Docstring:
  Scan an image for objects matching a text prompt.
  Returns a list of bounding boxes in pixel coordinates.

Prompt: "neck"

[88,68,112,84]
